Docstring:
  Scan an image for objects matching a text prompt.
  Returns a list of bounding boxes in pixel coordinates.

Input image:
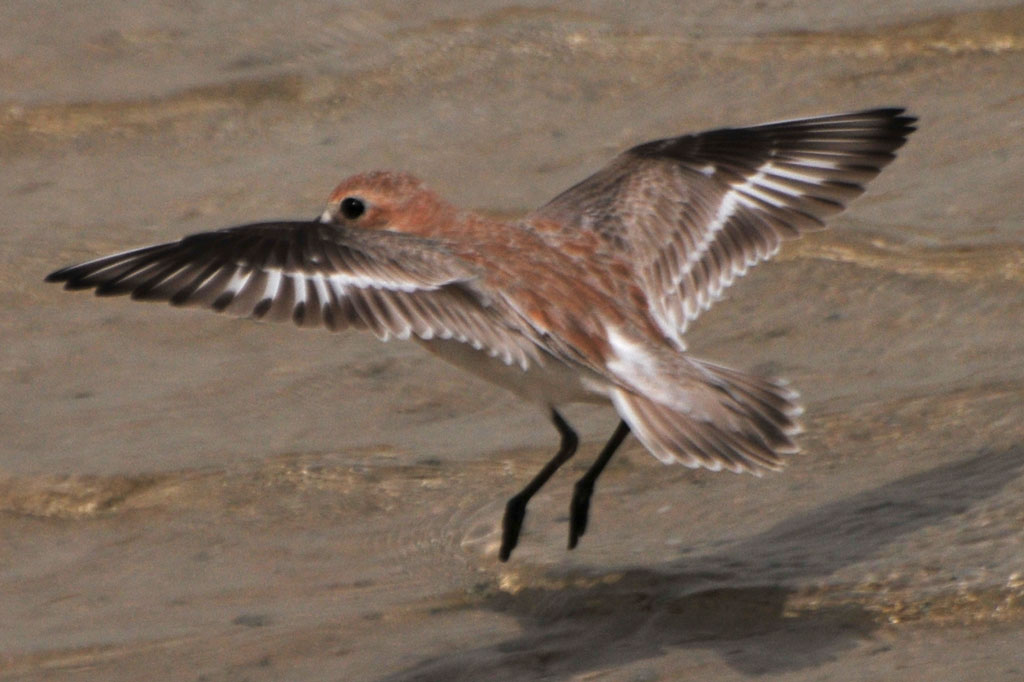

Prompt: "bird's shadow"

[383,446,1023,681]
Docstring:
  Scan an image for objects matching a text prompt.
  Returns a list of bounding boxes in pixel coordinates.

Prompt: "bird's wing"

[531,108,916,345]
[46,220,544,369]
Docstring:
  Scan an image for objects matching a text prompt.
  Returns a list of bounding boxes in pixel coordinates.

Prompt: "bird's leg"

[568,420,630,549]
[500,409,579,561]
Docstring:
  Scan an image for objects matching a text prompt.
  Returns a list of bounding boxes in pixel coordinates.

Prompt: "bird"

[46,107,916,561]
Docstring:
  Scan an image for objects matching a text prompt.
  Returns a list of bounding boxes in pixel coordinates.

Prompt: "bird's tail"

[609,357,804,474]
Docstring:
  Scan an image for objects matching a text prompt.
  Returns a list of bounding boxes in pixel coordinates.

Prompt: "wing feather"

[47,220,542,368]
[533,108,916,345]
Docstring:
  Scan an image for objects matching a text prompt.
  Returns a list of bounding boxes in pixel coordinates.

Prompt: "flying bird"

[47,108,916,560]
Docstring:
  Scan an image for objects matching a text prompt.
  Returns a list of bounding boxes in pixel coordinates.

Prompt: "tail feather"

[692,360,803,420]
[609,359,803,474]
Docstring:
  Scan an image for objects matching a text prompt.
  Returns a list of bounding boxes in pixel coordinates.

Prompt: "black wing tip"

[45,266,103,292]
[762,106,918,143]
[45,262,148,296]
[630,106,918,160]
[860,106,917,136]
[44,266,76,284]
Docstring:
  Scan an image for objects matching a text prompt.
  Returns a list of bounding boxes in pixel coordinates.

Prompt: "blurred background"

[3,2,1023,680]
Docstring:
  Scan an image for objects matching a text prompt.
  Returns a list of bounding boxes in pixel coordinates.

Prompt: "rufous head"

[320,171,457,236]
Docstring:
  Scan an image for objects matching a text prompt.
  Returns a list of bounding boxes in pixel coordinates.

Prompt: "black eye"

[339,197,366,220]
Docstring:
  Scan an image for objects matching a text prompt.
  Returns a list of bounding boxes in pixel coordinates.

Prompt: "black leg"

[568,420,630,549]
[500,409,578,561]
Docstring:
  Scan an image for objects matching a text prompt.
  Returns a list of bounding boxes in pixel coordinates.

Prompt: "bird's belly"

[417,338,609,407]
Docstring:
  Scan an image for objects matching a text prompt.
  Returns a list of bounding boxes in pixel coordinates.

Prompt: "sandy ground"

[3,2,1024,680]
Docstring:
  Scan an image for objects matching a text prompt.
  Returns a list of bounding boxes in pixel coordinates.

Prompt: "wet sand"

[3,2,1024,680]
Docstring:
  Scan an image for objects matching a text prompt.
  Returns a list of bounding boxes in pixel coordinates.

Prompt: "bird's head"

[320,171,457,236]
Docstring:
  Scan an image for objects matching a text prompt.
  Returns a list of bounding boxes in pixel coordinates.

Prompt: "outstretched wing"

[532,108,916,346]
[46,221,541,369]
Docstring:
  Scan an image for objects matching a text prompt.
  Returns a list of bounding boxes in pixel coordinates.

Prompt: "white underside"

[417,338,610,407]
